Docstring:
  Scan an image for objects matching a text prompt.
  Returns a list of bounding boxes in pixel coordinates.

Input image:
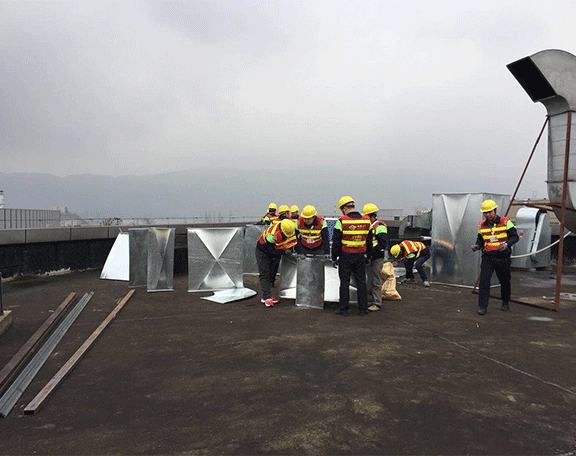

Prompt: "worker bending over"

[471,199,519,315]
[296,205,330,255]
[391,240,431,287]
[332,196,372,316]
[362,204,388,312]
[255,219,297,307]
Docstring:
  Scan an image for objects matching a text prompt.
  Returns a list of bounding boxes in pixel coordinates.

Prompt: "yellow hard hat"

[290,205,299,213]
[280,219,296,237]
[481,199,498,212]
[278,205,290,214]
[302,205,317,218]
[268,203,277,210]
[390,244,401,257]
[362,203,379,216]
[338,196,355,210]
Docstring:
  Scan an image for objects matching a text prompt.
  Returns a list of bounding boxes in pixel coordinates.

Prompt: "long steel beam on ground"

[0,292,93,418]
[0,293,76,396]
[24,290,135,415]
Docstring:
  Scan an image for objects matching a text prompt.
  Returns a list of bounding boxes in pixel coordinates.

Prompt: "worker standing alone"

[391,240,431,286]
[362,204,388,312]
[255,219,297,307]
[471,199,519,315]
[332,196,372,316]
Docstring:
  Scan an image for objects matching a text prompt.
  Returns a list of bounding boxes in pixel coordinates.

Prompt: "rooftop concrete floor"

[1,268,576,455]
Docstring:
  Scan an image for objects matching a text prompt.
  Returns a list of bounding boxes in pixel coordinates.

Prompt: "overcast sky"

[2,0,575,208]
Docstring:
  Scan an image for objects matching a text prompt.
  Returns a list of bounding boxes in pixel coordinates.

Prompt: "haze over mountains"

[1,166,543,219]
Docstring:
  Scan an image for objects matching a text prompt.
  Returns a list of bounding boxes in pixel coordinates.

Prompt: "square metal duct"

[188,228,244,291]
[431,193,510,287]
[129,228,149,288]
[243,225,265,274]
[147,228,175,292]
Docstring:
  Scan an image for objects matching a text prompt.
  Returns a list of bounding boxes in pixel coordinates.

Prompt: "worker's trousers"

[255,247,281,300]
[366,257,384,307]
[338,252,368,313]
[478,254,511,309]
[404,249,431,281]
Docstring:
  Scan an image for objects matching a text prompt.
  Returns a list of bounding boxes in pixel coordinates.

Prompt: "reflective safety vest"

[262,213,279,224]
[298,216,324,249]
[371,220,388,248]
[400,240,426,259]
[258,223,297,250]
[478,216,511,251]
[340,214,371,253]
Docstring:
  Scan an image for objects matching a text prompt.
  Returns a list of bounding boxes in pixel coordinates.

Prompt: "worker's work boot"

[423,281,430,287]
[478,307,487,315]
[263,298,275,307]
[501,302,510,311]
[400,278,416,284]
[368,305,380,312]
[334,309,348,316]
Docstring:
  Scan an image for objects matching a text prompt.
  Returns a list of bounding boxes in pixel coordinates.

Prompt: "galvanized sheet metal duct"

[296,256,325,309]
[129,228,149,288]
[431,193,510,287]
[508,49,576,232]
[147,228,175,292]
[188,228,244,291]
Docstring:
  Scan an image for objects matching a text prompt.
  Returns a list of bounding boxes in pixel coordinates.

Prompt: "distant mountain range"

[0,166,512,219]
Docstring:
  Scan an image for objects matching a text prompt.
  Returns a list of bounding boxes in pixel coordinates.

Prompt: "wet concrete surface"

[1,268,576,455]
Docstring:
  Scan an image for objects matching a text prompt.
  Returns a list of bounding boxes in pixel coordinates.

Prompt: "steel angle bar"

[0,293,77,397]
[24,290,135,415]
[0,292,94,418]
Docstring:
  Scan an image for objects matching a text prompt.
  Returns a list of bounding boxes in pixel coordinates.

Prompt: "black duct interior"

[507,57,557,102]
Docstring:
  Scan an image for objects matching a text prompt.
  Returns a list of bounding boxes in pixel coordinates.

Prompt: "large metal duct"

[507,49,576,231]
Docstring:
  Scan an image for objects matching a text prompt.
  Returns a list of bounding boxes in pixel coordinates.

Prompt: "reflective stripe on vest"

[400,240,426,259]
[340,215,371,253]
[478,217,510,251]
[258,223,296,250]
[298,216,324,249]
[371,220,387,248]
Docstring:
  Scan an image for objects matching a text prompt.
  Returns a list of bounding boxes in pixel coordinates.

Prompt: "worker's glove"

[497,243,508,252]
[332,260,338,269]
[471,245,481,252]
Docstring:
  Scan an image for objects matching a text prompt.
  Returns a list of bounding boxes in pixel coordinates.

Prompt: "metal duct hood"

[507,49,576,231]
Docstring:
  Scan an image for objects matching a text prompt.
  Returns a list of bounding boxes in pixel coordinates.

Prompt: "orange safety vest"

[371,220,387,248]
[400,240,426,259]
[478,217,510,251]
[262,213,280,224]
[258,223,297,250]
[340,214,371,253]
[298,216,324,249]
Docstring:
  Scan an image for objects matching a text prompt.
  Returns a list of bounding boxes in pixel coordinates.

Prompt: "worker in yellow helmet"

[296,205,330,255]
[332,196,372,316]
[362,203,388,312]
[390,240,431,286]
[290,205,299,220]
[256,219,297,307]
[260,203,279,226]
[471,199,519,315]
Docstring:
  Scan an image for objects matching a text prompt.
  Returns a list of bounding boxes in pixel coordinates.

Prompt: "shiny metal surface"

[147,228,175,292]
[243,225,264,274]
[508,50,576,231]
[296,256,325,309]
[100,233,129,281]
[188,228,244,291]
[431,193,510,286]
[279,255,357,303]
[129,228,149,288]
[200,288,257,304]
[512,207,551,269]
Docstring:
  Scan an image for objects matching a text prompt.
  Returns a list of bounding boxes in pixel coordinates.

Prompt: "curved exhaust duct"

[507,49,576,231]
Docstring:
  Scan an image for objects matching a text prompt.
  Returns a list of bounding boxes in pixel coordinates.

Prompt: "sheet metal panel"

[243,225,264,274]
[512,207,551,269]
[188,228,244,291]
[147,228,175,292]
[296,256,325,309]
[431,193,510,287]
[200,288,257,304]
[129,228,148,288]
[100,233,129,281]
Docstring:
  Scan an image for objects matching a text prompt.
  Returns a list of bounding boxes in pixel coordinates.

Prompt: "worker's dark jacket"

[475,215,519,259]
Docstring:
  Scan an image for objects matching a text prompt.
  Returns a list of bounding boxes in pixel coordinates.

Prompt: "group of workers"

[256,197,517,317]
